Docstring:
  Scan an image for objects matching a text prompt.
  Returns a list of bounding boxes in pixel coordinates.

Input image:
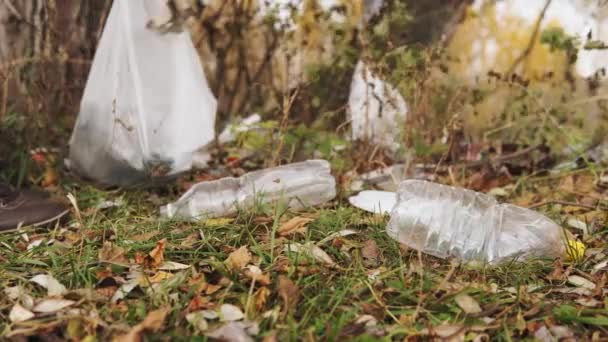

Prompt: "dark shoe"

[0,185,70,233]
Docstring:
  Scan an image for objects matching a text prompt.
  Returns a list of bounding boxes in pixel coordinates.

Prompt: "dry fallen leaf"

[430,324,466,339]
[361,239,380,268]
[205,218,235,226]
[129,231,161,242]
[33,299,75,313]
[454,294,482,314]
[186,311,209,332]
[567,275,596,290]
[158,261,191,271]
[206,322,256,342]
[206,284,222,295]
[99,242,129,265]
[244,265,271,286]
[147,239,167,268]
[278,276,299,315]
[112,279,139,303]
[145,271,174,285]
[278,216,313,237]
[115,306,170,342]
[187,295,211,312]
[220,304,245,322]
[9,303,35,323]
[225,246,252,271]
[5,286,25,300]
[254,287,271,311]
[318,229,358,245]
[284,243,336,267]
[575,297,602,307]
[30,274,67,297]
[41,167,59,188]
[5,286,34,310]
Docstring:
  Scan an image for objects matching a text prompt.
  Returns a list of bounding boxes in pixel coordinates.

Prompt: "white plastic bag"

[69,0,216,186]
[348,60,408,152]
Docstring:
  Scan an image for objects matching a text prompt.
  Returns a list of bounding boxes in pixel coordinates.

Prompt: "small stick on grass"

[528,200,598,211]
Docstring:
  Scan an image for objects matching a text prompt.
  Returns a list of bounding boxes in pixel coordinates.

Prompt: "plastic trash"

[349,163,435,192]
[384,180,567,264]
[68,0,216,186]
[191,114,262,170]
[349,190,396,215]
[161,160,336,219]
[363,0,385,23]
[217,113,262,145]
[348,60,408,152]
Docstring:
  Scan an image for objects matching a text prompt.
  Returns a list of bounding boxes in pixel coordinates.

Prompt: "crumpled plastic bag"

[348,60,408,152]
[68,0,216,186]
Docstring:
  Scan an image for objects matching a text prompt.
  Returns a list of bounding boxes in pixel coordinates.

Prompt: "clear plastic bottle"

[161,160,336,219]
[386,180,567,264]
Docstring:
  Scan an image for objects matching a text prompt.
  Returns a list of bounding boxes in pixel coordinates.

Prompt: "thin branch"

[505,0,552,76]
[527,200,598,211]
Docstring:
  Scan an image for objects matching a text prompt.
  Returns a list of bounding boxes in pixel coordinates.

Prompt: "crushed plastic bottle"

[385,180,567,264]
[161,160,336,220]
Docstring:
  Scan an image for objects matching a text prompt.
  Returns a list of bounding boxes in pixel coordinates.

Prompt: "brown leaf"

[187,295,211,312]
[547,260,566,281]
[361,302,385,320]
[129,231,161,242]
[244,265,271,286]
[95,268,114,280]
[278,217,313,237]
[361,240,380,268]
[261,331,278,342]
[430,324,466,340]
[41,167,59,188]
[134,252,146,265]
[225,246,252,271]
[96,286,119,298]
[593,273,607,297]
[278,276,299,315]
[205,284,222,295]
[187,274,208,294]
[115,307,170,342]
[146,271,173,285]
[254,287,271,312]
[181,232,200,248]
[147,239,167,268]
[99,242,129,265]
[558,175,575,192]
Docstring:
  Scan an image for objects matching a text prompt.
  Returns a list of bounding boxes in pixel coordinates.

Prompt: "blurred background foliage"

[0,0,607,184]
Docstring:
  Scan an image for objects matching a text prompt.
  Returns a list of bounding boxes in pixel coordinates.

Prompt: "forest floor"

[0,144,607,341]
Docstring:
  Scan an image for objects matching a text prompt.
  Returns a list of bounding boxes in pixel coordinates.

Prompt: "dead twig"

[527,200,598,211]
[505,0,552,76]
[462,144,542,168]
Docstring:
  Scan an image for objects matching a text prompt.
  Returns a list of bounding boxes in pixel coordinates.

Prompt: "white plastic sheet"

[69,0,216,186]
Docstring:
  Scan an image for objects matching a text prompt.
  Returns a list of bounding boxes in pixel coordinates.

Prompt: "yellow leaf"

[565,239,585,262]
[205,218,234,226]
[278,217,313,237]
[254,286,270,312]
[225,246,252,271]
[148,239,167,268]
[140,271,174,286]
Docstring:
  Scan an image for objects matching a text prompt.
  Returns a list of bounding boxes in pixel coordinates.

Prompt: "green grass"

[1,177,607,340]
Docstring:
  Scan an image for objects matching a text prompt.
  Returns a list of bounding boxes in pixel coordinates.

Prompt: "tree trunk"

[0,0,111,126]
